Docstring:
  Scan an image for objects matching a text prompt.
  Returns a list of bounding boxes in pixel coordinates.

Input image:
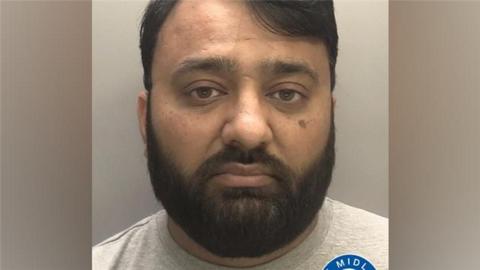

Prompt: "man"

[93,0,388,269]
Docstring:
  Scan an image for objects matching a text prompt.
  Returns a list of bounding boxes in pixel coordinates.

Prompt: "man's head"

[137,0,338,258]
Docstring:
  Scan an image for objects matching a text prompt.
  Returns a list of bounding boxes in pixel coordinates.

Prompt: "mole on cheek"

[298,120,307,129]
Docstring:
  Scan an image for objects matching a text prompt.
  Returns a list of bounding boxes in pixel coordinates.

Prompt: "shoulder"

[328,198,388,231]
[93,213,159,248]
[92,210,168,270]
[323,198,389,269]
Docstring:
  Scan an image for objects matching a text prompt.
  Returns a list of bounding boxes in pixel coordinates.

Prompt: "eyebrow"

[260,59,320,84]
[171,56,319,84]
[171,56,239,81]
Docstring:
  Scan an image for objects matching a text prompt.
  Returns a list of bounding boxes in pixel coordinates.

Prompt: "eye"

[189,86,225,100]
[268,89,303,103]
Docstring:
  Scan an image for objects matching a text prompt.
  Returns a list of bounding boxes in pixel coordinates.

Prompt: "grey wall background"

[390,2,480,269]
[92,0,158,247]
[1,2,92,269]
[92,0,388,245]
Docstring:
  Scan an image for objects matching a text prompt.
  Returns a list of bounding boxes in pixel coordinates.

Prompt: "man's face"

[138,0,334,258]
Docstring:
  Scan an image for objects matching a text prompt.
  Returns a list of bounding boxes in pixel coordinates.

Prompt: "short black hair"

[140,0,338,91]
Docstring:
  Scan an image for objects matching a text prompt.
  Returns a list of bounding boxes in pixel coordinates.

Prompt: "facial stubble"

[145,95,335,258]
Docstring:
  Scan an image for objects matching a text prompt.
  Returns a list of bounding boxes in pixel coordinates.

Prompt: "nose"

[221,90,273,151]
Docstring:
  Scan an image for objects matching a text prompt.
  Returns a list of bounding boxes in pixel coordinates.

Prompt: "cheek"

[274,109,331,173]
[151,105,217,174]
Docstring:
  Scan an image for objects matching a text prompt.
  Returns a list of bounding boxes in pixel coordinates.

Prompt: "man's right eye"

[188,87,225,100]
[191,87,215,99]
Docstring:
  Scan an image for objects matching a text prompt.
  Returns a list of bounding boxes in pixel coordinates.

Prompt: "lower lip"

[212,174,274,187]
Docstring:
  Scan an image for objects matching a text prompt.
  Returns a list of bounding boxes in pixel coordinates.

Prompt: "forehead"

[153,0,328,78]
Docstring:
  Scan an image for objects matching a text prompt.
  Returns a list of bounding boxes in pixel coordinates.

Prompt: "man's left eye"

[268,89,303,103]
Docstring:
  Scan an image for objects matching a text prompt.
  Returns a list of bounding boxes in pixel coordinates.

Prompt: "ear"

[137,90,148,145]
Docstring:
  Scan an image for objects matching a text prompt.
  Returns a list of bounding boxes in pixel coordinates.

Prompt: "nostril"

[221,113,272,153]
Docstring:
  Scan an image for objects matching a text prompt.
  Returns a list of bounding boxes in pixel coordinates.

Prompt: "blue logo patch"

[323,254,376,270]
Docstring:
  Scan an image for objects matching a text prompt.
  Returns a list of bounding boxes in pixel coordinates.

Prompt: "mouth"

[210,163,276,188]
[211,173,274,188]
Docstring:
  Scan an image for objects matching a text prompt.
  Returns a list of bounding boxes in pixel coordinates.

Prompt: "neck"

[167,214,319,268]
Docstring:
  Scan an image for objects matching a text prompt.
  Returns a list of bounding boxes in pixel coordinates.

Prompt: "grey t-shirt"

[93,198,388,269]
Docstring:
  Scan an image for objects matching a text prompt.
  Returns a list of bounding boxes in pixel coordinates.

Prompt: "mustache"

[192,144,295,184]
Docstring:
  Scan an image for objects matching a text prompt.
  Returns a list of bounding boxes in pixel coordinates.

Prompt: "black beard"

[146,95,335,258]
